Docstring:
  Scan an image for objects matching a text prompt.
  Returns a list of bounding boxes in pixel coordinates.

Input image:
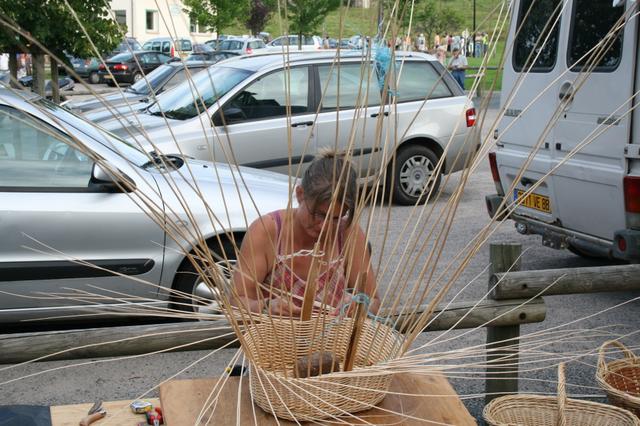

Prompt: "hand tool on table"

[79,401,106,426]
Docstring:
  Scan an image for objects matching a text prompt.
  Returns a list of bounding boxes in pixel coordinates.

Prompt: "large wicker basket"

[597,340,640,417]
[484,363,640,426]
[242,315,404,422]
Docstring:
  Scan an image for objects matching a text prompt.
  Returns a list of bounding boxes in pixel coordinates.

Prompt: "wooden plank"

[0,298,545,364]
[0,321,239,364]
[491,263,640,299]
[486,243,522,405]
[159,372,475,425]
[50,398,159,426]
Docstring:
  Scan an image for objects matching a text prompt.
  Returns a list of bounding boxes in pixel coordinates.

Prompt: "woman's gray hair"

[301,148,357,225]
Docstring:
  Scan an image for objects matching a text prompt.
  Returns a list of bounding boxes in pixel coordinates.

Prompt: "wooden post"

[50,56,60,104]
[486,242,522,404]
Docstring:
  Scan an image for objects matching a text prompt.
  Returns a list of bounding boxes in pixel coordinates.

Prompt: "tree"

[184,0,248,40]
[414,1,463,43]
[246,0,272,36]
[285,0,341,49]
[0,0,120,100]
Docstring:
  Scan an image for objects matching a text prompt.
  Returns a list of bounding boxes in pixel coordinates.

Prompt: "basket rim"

[483,394,640,425]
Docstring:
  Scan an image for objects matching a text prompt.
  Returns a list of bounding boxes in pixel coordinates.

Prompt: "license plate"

[514,189,550,213]
[103,74,113,79]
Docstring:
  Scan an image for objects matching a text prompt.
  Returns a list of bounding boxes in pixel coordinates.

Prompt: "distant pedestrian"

[418,33,426,52]
[436,44,446,65]
[434,34,440,50]
[447,47,468,90]
[446,34,452,52]
[322,36,330,49]
[0,54,8,72]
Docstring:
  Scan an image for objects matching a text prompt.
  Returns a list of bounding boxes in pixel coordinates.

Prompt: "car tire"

[106,80,116,87]
[389,145,441,205]
[88,71,100,84]
[170,239,239,315]
[132,72,142,83]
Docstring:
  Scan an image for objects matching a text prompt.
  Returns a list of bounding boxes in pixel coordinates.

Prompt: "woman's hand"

[266,297,303,317]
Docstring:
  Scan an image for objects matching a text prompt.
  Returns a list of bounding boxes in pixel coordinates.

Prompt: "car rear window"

[512,0,562,72]
[567,0,624,72]
[178,39,193,51]
[109,52,133,62]
[394,61,452,101]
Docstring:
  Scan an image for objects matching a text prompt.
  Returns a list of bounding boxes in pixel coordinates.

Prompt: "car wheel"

[170,239,239,315]
[132,72,142,83]
[389,145,441,205]
[88,71,100,84]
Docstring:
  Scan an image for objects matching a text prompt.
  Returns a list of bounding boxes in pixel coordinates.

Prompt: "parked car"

[98,51,172,86]
[266,35,323,51]
[107,37,143,58]
[186,50,240,62]
[485,0,640,262]
[65,56,102,84]
[95,51,479,205]
[142,37,193,59]
[68,61,213,113]
[216,37,268,55]
[0,87,290,322]
[204,39,218,50]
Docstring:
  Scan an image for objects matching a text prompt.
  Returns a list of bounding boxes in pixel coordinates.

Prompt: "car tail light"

[114,64,128,71]
[98,63,105,70]
[624,176,640,213]
[466,108,477,127]
[170,46,175,57]
[246,47,252,54]
[616,235,627,252]
[489,152,504,195]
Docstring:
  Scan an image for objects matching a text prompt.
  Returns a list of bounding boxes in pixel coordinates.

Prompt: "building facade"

[109,0,216,44]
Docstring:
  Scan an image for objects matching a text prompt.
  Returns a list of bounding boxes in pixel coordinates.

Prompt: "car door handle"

[559,82,574,102]
[291,121,314,128]
[370,112,389,118]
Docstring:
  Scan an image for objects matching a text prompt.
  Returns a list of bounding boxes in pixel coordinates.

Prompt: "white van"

[485,0,640,262]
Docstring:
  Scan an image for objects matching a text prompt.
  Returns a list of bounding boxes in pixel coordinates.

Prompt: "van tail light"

[170,46,175,57]
[113,64,128,71]
[466,108,477,127]
[488,152,504,195]
[98,64,105,70]
[246,47,253,54]
[624,176,640,213]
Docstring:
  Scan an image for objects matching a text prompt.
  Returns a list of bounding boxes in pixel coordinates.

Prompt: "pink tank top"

[263,210,347,309]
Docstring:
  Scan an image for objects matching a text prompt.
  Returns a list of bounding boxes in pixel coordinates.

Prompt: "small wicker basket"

[597,340,640,417]
[242,315,404,422]
[484,363,640,426]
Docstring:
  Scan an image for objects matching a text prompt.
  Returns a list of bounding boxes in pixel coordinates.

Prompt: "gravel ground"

[1,96,638,424]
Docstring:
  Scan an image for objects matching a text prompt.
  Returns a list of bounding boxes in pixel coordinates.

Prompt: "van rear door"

[550,0,636,240]
[497,0,565,223]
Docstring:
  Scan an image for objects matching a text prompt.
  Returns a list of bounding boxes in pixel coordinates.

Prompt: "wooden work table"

[159,372,475,425]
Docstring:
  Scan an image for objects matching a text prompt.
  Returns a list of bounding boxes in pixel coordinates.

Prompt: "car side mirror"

[90,163,136,192]
[212,107,245,126]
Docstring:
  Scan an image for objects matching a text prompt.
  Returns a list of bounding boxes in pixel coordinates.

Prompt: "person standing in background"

[436,44,447,65]
[417,33,426,52]
[448,47,467,90]
[434,34,440,50]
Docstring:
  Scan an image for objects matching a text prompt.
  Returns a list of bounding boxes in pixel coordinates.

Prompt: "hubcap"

[134,73,142,82]
[399,154,435,198]
[191,260,236,315]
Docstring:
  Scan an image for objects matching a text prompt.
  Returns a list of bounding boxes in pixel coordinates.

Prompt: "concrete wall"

[109,0,216,44]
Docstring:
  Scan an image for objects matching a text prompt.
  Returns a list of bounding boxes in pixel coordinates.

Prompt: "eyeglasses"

[304,201,349,224]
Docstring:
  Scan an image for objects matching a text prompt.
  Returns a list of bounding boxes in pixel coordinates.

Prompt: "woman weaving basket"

[233,150,380,317]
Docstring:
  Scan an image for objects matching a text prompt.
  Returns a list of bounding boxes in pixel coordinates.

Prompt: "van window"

[318,63,381,109]
[178,39,192,51]
[513,0,562,72]
[162,41,171,54]
[394,61,452,101]
[226,67,309,121]
[567,0,624,72]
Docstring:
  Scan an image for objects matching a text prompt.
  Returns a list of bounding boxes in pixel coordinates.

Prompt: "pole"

[473,0,477,56]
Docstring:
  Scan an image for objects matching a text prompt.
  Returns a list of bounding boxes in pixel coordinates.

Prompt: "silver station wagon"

[97,51,479,205]
[0,88,290,323]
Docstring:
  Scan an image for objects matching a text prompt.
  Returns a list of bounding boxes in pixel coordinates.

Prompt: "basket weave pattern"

[243,316,404,421]
[484,363,639,426]
[597,340,640,417]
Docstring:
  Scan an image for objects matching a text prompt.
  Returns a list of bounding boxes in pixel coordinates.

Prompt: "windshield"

[109,52,133,62]
[36,98,149,166]
[128,64,175,95]
[147,65,252,120]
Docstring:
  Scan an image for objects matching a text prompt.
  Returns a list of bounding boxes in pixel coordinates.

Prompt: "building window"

[190,17,198,33]
[113,10,127,30]
[146,10,158,32]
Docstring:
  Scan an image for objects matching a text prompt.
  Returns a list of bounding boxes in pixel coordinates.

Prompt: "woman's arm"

[232,215,275,313]
[345,225,380,314]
